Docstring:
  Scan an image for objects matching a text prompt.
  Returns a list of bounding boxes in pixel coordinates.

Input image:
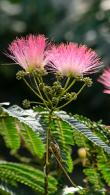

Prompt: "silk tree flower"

[8,34,49,72]
[98,68,110,94]
[46,43,101,77]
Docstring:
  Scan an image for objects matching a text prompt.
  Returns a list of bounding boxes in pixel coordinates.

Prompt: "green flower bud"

[52,97,58,104]
[71,92,77,100]
[16,71,27,80]
[33,69,47,77]
[22,99,31,108]
[55,72,63,80]
[64,93,72,100]
[63,92,77,101]
[39,83,45,90]
[52,81,63,95]
[83,77,93,87]
[75,75,83,81]
[43,86,52,94]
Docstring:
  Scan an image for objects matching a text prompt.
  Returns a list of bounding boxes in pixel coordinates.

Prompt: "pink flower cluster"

[46,43,101,76]
[98,68,110,94]
[8,34,101,77]
[8,35,48,72]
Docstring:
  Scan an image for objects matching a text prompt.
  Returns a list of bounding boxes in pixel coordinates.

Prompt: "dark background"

[0,0,110,124]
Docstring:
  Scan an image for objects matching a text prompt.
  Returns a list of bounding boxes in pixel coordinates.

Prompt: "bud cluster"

[16,71,28,80]
[62,92,77,101]
[33,69,47,77]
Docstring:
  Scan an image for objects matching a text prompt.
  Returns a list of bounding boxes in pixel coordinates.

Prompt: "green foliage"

[50,116,74,173]
[1,105,110,193]
[57,111,110,154]
[0,161,57,194]
[72,129,89,147]
[84,167,103,190]
[74,114,110,144]
[0,106,45,159]
[3,105,44,134]
[0,183,15,195]
[97,150,110,186]
[0,116,20,152]
[40,112,74,173]
[19,123,45,158]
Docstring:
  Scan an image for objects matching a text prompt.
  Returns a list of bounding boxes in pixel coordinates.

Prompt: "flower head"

[98,68,110,94]
[8,34,49,72]
[46,43,101,77]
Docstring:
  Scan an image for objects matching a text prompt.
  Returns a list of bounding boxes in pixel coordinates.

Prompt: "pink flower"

[46,43,101,77]
[8,34,49,72]
[98,68,110,94]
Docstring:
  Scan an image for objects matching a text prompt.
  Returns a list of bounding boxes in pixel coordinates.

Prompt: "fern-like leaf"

[0,106,45,158]
[0,117,20,152]
[19,123,45,158]
[97,150,110,186]
[56,111,110,155]
[2,105,44,134]
[40,112,73,173]
[84,168,103,190]
[74,114,110,144]
[0,161,58,194]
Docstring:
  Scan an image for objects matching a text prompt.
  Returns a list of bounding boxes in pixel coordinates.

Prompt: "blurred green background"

[0,0,110,123]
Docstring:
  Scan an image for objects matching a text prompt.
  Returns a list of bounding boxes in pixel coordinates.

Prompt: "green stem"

[64,79,76,93]
[53,78,76,110]
[32,76,49,110]
[51,147,76,187]
[23,78,42,99]
[57,97,75,110]
[1,63,17,66]
[44,112,52,195]
[45,129,49,195]
[30,101,44,105]
[57,83,86,110]
[64,77,71,89]
[39,76,53,109]
[76,83,86,96]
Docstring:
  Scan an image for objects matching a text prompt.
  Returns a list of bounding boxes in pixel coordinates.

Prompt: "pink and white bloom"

[46,43,101,77]
[8,34,49,72]
[98,68,110,94]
